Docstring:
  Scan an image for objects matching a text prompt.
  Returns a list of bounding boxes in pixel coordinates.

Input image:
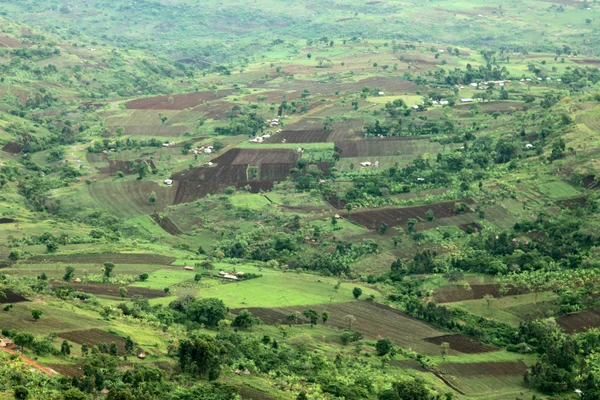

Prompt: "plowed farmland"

[438,361,528,396]
[85,181,178,218]
[233,301,464,355]
[556,306,600,334]
[0,289,28,304]
[264,130,332,143]
[349,199,475,230]
[125,89,237,110]
[0,36,22,48]
[424,334,498,354]
[211,148,300,165]
[439,361,527,377]
[59,329,130,354]
[24,253,175,265]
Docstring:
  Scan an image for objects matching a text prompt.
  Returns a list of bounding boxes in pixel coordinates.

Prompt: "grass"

[129,269,195,289]
[195,264,378,308]
[537,181,580,200]
[450,292,558,327]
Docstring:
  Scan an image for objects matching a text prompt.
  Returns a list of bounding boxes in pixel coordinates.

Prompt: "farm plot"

[538,181,580,200]
[434,284,529,303]
[125,89,237,110]
[150,214,183,235]
[59,329,129,354]
[455,101,524,114]
[576,108,600,132]
[24,253,176,265]
[274,77,420,95]
[130,269,195,289]
[0,35,22,48]
[59,283,167,299]
[211,148,300,165]
[334,136,437,158]
[349,199,475,230]
[234,302,465,356]
[438,361,528,396]
[264,130,332,143]
[106,109,201,137]
[555,197,586,210]
[556,306,600,334]
[0,289,28,304]
[424,334,498,354]
[86,181,178,218]
[2,141,22,154]
[243,90,301,103]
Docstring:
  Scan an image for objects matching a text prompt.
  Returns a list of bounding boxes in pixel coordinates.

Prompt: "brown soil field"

[2,141,22,154]
[439,361,527,377]
[192,100,238,120]
[0,289,28,304]
[348,199,475,230]
[24,253,176,265]
[46,363,82,377]
[0,218,16,224]
[424,334,498,354]
[151,213,183,235]
[557,306,600,334]
[457,222,482,232]
[57,282,166,299]
[335,136,431,158]
[572,59,600,66]
[0,36,22,48]
[173,165,249,183]
[125,89,237,110]
[582,176,599,189]
[433,284,529,303]
[264,130,331,143]
[59,329,129,354]
[233,301,462,355]
[211,148,300,165]
[173,180,273,204]
[326,194,348,209]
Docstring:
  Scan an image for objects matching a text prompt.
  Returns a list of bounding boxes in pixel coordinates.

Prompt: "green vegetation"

[1,1,600,399]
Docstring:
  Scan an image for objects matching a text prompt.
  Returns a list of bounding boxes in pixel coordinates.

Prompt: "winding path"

[0,347,56,375]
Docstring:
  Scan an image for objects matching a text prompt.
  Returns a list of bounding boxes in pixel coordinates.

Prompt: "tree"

[353,287,363,299]
[440,342,450,361]
[344,314,356,330]
[139,273,149,281]
[125,336,134,354]
[61,340,71,356]
[178,333,222,380]
[63,266,75,281]
[232,309,259,330]
[407,218,417,233]
[103,262,115,279]
[8,249,22,262]
[379,222,388,235]
[483,294,494,310]
[303,309,319,327]
[13,387,29,400]
[14,333,34,350]
[379,377,434,400]
[426,209,434,221]
[392,236,402,248]
[376,338,394,356]
[194,273,202,283]
[81,343,89,356]
[321,311,329,324]
[46,242,58,253]
[31,308,43,322]
[63,389,88,400]
[119,287,128,299]
[107,389,137,400]
[164,287,170,294]
[148,191,157,204]
[109,341,118,356]
[137,162,148,180]
[171,297,228,327]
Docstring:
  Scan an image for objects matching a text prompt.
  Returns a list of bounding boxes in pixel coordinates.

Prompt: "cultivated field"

[349,199,475,230]
[556,306,600,334]
[24,253,176,265]
[59,329,130,354]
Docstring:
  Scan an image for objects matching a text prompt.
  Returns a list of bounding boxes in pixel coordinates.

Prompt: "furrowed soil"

[24,253,176,265]
[125,89,238,110]
[232,301,485,355]
[0,289,28,304]
[59,329,129,354]
[424,334,498,354]
[556,306,600,334]
[439,361,527,377]
[348,199,475,230]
